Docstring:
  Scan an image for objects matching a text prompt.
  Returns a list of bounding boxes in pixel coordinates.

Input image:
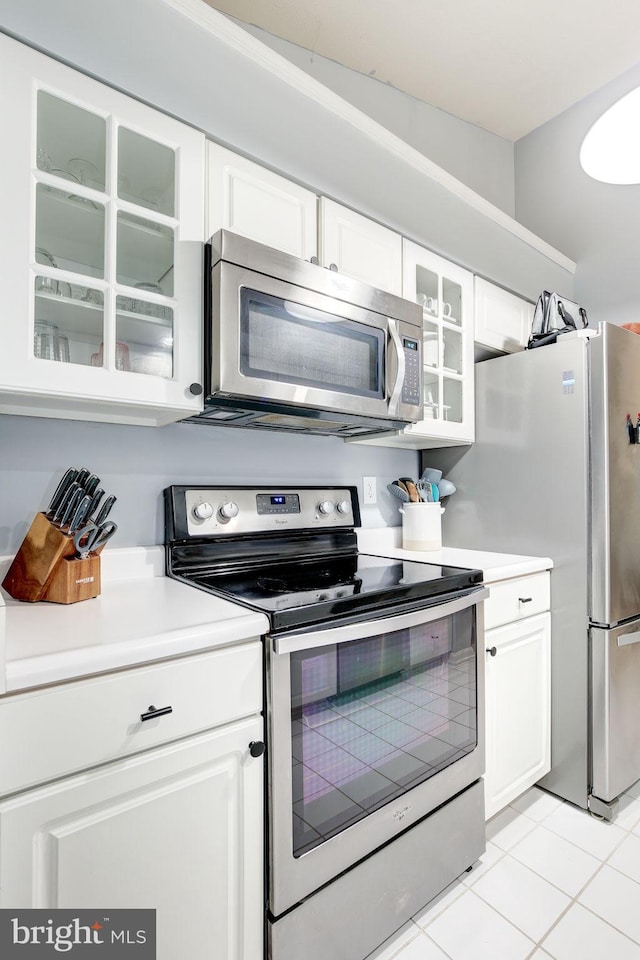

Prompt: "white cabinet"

[0,33,206,427]
[484,572,551,819]
[0,644,264,960]
[474,276,534,354]
[356,240,474,449]
[318,197,403,294]
[206,142,318,259]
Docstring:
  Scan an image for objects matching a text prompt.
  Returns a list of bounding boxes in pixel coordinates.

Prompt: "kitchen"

[2,1,640,958]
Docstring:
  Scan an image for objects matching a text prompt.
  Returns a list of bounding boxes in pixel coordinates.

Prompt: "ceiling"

[201,0,640,141]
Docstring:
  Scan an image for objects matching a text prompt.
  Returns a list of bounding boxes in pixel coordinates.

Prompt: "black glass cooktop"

[185,552,483,632]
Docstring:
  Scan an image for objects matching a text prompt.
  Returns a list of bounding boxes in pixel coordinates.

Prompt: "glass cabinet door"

[34,92,176,378]
[402,239,475,443]
[0,32,204,423]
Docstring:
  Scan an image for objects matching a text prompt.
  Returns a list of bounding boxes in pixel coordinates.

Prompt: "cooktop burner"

[164,485,483,632]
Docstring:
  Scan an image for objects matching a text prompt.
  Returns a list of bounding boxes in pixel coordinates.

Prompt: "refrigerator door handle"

[617,630,640,647]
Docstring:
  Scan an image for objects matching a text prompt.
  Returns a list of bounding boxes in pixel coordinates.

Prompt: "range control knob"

[336,499,351,515]
[318,500,335,516]
[217,501,239,523]
[193,501,214,520]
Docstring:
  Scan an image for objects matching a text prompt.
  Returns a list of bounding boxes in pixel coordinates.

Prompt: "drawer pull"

[486,646,497,657]
[519,597,533,603]
[140,704,173,722]
[249,740,265,758]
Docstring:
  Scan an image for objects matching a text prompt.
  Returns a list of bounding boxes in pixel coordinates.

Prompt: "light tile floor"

[365,782,640,960]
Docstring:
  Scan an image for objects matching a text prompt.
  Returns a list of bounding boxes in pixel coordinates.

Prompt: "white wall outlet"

[362,476,377,504]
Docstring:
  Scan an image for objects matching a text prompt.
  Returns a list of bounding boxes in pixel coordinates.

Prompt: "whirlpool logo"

[0,910,156,957]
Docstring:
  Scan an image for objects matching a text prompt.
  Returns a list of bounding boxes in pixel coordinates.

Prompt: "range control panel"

[183,487,356,537]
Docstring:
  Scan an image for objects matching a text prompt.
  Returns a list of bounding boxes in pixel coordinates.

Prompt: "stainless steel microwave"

[192,230,424,437]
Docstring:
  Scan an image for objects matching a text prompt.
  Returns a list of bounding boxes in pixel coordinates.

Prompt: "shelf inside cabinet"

[36,185,105,278]
[117,127,175,217]
[34,291,103,341]
[116,308,173,349]
[116,212,174,294]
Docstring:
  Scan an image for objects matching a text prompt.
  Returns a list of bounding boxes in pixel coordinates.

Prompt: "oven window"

[289,608,477,856]
[240,289,385,398]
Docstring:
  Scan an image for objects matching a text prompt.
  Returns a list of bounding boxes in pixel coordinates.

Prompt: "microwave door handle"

[387,318,405,416]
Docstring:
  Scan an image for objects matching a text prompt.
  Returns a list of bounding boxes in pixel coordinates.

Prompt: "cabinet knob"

[249,740,265,758]
[140,704,173,722]
[189,382,203,396]
[328,263,338,272]
[486,646,497,657]
[309,256,319,265]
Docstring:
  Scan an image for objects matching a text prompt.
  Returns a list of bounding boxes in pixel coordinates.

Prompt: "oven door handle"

[271,586,489,654]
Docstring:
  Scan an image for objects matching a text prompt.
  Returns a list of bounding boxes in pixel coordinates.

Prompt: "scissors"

[73,520,118,559]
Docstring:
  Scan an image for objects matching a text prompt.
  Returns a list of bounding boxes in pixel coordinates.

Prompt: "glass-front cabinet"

[400,240,475,446]
[352,239,474,449]
[0,33,205,425]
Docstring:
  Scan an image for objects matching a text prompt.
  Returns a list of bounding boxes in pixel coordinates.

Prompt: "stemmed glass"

[67,158,100,187]
[67,158,100,209]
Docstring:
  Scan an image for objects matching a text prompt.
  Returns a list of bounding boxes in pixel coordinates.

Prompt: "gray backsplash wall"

[0,415,418,555]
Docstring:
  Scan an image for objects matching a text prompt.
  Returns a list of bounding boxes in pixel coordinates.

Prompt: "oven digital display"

[256,493,301,515]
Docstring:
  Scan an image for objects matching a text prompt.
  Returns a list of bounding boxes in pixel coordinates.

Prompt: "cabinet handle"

[486,646,497,657]
[140,704,173,722]
[519,597,533,603]
[249,740,265,758]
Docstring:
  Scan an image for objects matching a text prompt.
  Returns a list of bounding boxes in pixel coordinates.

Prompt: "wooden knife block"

[2,512,102,604]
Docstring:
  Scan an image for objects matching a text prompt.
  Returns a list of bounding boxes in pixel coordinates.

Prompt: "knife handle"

[52,481,80,525]
[84,475,100,496]
[47,467,78,516]
[95,494,116,526]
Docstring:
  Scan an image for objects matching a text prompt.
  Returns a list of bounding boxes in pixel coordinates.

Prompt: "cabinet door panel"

[402,239,474,444]
[0,718,264,960]
[207,143,317,259]
[484,613,551,819]
[474,277,533,354]
[319,198,402,294]
[0,33,205,425]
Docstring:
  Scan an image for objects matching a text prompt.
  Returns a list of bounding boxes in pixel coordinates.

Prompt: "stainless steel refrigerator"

[431,322,640,818]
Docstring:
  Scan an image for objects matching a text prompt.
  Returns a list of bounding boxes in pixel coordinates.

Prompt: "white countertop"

[0,533,551,697]
[356,528,553,583]
[0,547,268,695]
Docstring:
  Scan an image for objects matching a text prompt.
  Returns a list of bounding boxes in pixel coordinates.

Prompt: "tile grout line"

[380,791,640,959]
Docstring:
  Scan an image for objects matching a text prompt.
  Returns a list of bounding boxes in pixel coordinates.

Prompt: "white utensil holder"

[401,502,444,551]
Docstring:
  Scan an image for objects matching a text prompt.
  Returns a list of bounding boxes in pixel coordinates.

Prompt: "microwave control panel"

[401,338,421,406]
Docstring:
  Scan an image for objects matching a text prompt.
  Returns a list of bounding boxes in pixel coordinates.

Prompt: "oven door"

[266,587,488,918]
[211,261,422,422]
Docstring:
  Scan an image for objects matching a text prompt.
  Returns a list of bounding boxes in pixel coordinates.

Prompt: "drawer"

[0,641,262,797]
[484,572,550,631]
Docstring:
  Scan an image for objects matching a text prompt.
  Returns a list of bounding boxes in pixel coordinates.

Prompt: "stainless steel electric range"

[165,485,488,960]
